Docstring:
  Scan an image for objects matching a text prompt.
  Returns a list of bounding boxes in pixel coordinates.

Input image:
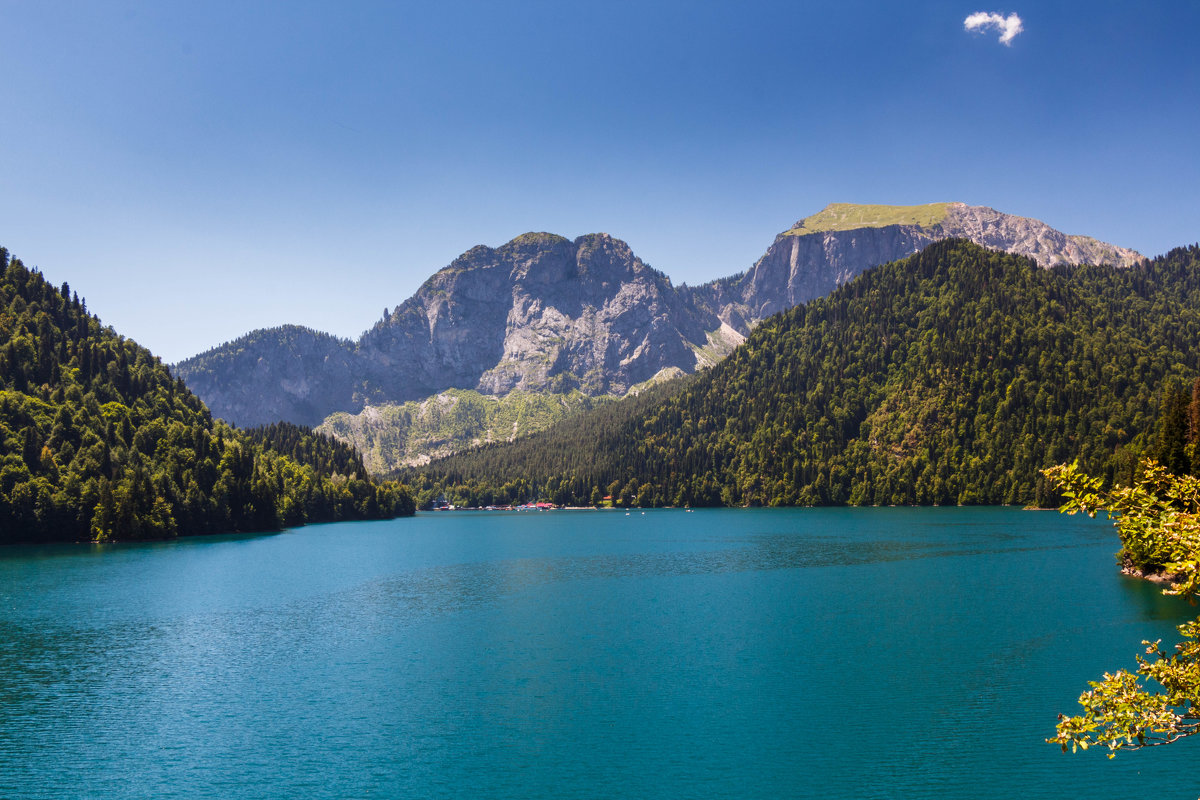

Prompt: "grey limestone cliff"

[706,202,1144,330]
[361,232,712,399]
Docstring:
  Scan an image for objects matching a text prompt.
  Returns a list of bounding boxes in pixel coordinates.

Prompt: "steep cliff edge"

[713,202,1144,328]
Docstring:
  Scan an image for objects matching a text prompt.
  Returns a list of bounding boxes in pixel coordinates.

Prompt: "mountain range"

[174,203,1143,431]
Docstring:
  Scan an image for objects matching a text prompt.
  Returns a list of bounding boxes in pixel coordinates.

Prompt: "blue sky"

[2,1,1197,363]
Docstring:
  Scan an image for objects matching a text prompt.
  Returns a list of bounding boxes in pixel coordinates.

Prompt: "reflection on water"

[0,507,1193,800]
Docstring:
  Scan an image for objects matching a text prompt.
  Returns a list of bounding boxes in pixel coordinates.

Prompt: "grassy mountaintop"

[782,203,953,236]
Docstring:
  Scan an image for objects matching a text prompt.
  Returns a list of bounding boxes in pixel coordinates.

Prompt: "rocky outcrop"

[317,388,611,472]
[174,203,1142,428]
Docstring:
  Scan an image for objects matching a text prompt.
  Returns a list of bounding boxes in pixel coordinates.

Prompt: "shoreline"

[1121,565,1181,584]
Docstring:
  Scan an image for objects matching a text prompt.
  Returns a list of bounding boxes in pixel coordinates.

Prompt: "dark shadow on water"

[0,528,293,563]
[1117,572,1195,622]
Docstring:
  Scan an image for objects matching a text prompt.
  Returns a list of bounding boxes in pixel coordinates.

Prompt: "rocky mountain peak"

[503,231,572,250]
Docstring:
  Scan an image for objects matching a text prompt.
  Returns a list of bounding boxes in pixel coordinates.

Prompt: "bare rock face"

[358,232,712,401]
[174,203,1142,428]
[706,202,1144,333]
[940,204,1142,269]
[729,225,940,323]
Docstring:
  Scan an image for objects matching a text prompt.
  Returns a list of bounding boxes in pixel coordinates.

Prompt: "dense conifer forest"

[0,248,414,544]
[408,240,1200,509]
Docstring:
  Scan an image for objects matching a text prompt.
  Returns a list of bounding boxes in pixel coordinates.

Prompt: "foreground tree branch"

[1045,460,1200,757]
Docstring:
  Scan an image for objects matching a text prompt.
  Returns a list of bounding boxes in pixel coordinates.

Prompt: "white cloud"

[964,11,1024,45]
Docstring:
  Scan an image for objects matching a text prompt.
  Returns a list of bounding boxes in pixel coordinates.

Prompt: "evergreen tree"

[1155,384,1191,475]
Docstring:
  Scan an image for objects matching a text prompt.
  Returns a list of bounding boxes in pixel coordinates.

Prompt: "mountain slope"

[317,388,612,471]
[409,240,1199,509]
[175,204,1141,430]
[0,247,414,544]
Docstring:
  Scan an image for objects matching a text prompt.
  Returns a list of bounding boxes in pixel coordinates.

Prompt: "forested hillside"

[410,240,1200,509]
[0,248,414,544]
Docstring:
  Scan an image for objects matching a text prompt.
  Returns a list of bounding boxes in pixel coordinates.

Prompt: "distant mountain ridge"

[174,203,1143,428]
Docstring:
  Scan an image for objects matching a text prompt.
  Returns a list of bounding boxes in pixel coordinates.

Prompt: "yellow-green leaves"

[1044,460,1200,755]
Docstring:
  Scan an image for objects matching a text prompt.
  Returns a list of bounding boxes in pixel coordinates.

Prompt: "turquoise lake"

[1,507,1196,799]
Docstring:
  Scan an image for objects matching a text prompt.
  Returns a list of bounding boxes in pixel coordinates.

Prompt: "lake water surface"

[0,507,1195,799]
